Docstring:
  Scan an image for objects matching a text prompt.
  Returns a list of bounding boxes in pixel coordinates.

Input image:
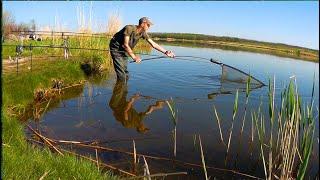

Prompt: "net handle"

[210,58,223,65]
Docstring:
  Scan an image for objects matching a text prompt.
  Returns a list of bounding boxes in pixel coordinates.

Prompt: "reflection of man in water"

[109,80,164,133]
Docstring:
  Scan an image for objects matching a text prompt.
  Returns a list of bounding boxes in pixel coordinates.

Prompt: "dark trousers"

[109,41,129,81]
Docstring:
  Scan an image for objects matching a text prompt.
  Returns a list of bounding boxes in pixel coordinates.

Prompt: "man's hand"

[133,56,141,63]
[165,50,175,58]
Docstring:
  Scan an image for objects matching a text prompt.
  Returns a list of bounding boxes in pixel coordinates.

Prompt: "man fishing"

[109,17,175,81]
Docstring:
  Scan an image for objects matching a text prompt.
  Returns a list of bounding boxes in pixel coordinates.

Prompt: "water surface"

[27,45,319,179]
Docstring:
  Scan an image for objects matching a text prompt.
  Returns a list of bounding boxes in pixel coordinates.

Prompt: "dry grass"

[106,10,122,36]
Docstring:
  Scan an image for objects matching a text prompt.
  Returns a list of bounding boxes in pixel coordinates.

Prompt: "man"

[109,80,165,133]
[109,17,175,81]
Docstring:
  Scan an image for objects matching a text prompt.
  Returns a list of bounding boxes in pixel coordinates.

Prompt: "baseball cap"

[139,17,153,25]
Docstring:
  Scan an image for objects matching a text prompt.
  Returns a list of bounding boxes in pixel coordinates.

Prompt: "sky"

[3,1,319,50]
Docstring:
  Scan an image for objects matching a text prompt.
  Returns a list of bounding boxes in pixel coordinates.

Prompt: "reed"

[173,126,177,157]
[213,105,225,145]
[133,140,137,165]
[198,135,208,180]
[165,97,178,126]
[142,156,151,180]
[166,98,178,157]
[226,89,239,153]
[95,149,99,171]
[296,73,316,179]
[240,74,251,134]
[251,112,255,143]
[254,78,316,179]
[253,111,267,177]
[193,134,197,148]
[107,10,122,36]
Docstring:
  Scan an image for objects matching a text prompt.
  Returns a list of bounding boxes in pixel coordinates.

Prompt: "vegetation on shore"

[2,7,125,179]
[2,31,152,179]
[2,58,119,179]
[150,32,319,62]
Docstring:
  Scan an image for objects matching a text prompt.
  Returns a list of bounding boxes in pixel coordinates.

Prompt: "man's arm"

[123,36,141,63]
[147,38,175,58]
[124,94,140,120]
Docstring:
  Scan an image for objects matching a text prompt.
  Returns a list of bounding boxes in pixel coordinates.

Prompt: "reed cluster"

[254,77,316,179]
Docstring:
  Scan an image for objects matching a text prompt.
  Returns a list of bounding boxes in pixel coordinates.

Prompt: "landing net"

[221,64,265,88]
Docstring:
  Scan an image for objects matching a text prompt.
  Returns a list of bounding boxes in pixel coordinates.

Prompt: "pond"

[27,45,319,179]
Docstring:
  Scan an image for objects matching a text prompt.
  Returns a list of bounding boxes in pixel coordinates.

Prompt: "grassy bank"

[2,34,152,178]
[150,32,319,62]
[2,59,117,179]
[2,36,110,59]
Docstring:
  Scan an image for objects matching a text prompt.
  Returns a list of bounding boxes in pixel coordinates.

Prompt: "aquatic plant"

[143,156,151,180]
[165,97,178,126]
[226,89,239,153]
[166,98,178,157]
[198,135,208,180]
[240,74,251,134]
[213,105,225,145]
[254,77,316,179]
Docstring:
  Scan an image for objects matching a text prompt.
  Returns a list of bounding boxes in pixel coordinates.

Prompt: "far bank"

[150,33,319,62]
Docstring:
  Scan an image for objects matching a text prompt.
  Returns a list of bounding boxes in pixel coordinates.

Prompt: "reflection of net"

[221,64,265,88]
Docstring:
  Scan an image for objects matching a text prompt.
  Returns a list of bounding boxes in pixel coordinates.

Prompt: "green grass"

[2,113,117,180]
[2,59,118,179]
[2,35,151,60]
[2,37,110,59]
[3,60,85,106]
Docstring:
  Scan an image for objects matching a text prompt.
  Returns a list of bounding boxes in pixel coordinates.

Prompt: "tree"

[30,19,36,31]
[2,10,16,39]
[17,23,30,32]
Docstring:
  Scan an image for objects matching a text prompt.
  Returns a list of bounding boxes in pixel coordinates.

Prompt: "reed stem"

[198,135,208,180]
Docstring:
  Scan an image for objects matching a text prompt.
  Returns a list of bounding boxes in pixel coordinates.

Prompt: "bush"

[79,53,105,75]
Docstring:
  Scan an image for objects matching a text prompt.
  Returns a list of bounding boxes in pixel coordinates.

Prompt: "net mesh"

[221,64,265,88]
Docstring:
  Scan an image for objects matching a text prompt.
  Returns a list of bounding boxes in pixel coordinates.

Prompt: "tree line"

[2,11,36,41]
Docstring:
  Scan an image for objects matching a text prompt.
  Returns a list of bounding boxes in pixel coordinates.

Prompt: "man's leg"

[110,51,128,81]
